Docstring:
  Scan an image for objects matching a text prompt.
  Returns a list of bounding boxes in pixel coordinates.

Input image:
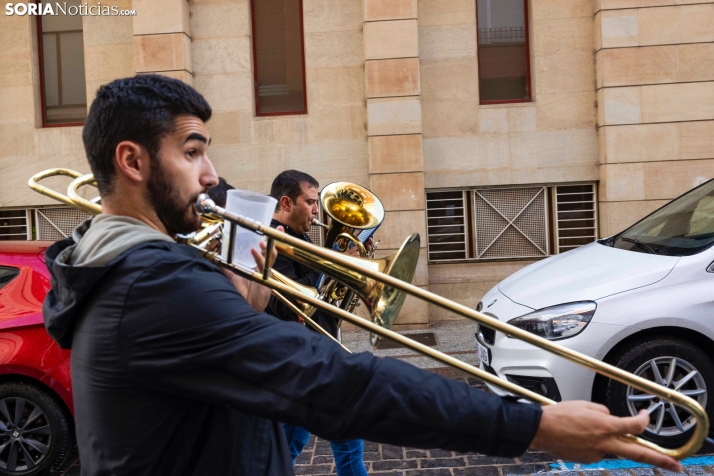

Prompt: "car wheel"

[0,382,74,476]
[600,337,714,448]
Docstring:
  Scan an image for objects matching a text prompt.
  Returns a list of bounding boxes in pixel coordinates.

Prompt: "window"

[426,184,598,262]
[610,179,714,257]
[476,0,531,103]
[250,0,307,116]
[37,0,87,126]
[0,267,20,291]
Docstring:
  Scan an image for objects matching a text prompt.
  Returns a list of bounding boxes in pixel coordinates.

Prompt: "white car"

[476,179,714,448]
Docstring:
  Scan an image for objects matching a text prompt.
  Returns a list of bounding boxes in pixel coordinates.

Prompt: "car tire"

[0,382,74,476]
[599,337,714,449]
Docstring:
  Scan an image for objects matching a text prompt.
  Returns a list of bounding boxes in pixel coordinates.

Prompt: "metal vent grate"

[474,187,548,259]
[555,184,597,253]
[0,210,29,241]
[426,191,467,261]
[36,207,91,241]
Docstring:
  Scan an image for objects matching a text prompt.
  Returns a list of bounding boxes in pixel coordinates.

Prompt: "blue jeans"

[282,424,368,476]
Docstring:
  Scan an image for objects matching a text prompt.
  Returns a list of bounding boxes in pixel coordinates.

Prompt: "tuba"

[309,182,388,322]
[319,182,384,254]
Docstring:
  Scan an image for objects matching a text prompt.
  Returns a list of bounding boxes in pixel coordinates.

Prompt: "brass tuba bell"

[319,182,385,252]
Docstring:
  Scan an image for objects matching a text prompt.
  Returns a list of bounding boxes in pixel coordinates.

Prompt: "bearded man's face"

[145,115,216,236]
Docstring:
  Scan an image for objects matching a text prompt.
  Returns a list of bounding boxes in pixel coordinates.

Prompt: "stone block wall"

[363,0,429,327]
[4,0,714,325]
[420,0,598,191]
[595,0,714,235]
[194,0,369,196]
[0,0,132,208]
[420,0,598,320]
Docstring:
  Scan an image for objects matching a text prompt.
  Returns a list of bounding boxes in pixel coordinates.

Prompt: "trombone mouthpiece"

[195,193,216,216]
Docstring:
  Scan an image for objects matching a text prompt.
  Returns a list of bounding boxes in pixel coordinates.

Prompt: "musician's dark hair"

[82,74,212,194]
[207,177,235,208]
[270,170,319,211]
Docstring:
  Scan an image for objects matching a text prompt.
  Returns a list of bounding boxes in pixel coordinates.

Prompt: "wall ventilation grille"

[554,184,597,253]
[474,187,548,259]
[426,191,468,261]
[36,207,90,241]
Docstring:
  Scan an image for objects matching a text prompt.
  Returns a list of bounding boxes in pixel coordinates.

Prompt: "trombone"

[28,169,351,352]
[194,193,710,460]
[28,169,710,459]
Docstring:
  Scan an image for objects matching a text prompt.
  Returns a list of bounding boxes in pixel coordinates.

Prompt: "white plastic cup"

[221,190,278,268]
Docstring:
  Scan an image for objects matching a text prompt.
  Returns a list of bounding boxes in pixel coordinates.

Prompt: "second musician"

[266,169,369,476]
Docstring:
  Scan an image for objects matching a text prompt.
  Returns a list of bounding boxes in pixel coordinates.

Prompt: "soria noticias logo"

[5,2,137,16]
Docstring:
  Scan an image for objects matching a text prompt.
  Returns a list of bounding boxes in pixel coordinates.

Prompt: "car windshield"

[609,179,714,256]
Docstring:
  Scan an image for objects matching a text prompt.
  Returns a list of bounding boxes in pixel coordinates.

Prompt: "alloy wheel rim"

[626,356,707,437]
[0,397,52,472]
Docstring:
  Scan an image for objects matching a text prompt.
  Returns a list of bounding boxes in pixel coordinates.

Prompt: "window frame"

[475,0,532,105]
[249,0,309,117]
[35,13,86,128]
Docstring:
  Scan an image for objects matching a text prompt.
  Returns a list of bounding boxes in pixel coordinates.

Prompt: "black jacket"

[43,238,541,476]
[265,218,339,337]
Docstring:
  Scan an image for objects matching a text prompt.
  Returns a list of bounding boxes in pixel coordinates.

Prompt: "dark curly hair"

[82,74,212,194]
[207,177,235,208]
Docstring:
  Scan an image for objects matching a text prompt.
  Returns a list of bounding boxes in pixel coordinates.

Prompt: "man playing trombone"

[42,74,683,476]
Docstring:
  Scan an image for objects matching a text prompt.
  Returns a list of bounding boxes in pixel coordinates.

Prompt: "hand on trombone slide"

[222,227,282,312]
[531,402,682,472]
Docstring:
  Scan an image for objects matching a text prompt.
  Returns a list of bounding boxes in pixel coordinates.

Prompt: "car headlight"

[507,301,597,340]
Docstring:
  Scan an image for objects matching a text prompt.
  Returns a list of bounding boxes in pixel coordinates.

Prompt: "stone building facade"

[1,0,712,327]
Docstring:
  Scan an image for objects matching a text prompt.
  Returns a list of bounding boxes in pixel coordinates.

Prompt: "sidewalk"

[341,320,481,370]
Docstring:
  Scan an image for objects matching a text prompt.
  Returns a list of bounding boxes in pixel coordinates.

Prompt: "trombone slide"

[197,194,709,460]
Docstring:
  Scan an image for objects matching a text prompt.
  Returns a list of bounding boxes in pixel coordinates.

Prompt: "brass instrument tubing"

[263,238,274,281]
[335,232,367,256]
[68,174,102,214]
[28,169,85,208]
[269,289,351,353]
[197,247,549,403]
[201,196,709,459]
[188,223,222,246]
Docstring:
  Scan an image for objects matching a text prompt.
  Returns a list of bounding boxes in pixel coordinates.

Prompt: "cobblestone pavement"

[293,369,557,476]
[290,365,714,476]
[52,323,714,476]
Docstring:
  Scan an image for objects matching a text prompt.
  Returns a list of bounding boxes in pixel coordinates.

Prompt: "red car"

[0,241,74,475]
